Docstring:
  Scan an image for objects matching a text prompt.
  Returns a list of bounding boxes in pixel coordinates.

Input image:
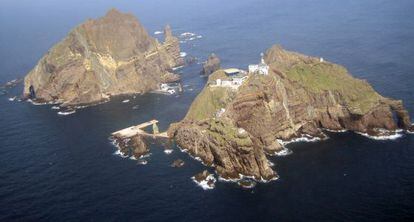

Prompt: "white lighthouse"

[248,53,269,75]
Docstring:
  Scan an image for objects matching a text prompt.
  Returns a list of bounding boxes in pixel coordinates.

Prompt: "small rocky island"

[23,9,183,106]
[168,45,414,182]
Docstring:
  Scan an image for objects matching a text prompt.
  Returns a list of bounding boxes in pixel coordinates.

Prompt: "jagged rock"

[172,119,276,180]
[202,53,221,76]
[114,134,149,159]
[193,170,216,189]
[169,44,412,181]
[23,9,183,106]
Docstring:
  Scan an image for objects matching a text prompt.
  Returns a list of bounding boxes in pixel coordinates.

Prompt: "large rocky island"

[168,45,414,181]
[23,9,183,106]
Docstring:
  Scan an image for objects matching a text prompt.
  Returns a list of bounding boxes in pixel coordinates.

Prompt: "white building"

[212,68,249,89]
[248,53,269,75]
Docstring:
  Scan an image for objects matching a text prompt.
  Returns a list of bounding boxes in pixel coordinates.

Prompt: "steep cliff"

[23,9,184,106]
[169,45,413,181]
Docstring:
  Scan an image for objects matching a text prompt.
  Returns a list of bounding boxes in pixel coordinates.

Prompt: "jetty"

[111,119,169,139]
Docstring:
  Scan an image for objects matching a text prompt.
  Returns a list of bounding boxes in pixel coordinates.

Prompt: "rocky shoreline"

[168,45,414,183]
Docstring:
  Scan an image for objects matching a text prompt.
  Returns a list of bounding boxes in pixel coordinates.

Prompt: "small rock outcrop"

[114,134,149,159]
[171,159,185,168]
[201,53,221,76]
[169,44,413,181]
[23,9,184,106]
[192,170,216,190]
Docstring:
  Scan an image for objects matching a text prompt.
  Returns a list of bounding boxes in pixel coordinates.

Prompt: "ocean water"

[1,0,414,221]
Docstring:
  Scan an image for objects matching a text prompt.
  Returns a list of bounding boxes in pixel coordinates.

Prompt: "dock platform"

[112,119,169,139]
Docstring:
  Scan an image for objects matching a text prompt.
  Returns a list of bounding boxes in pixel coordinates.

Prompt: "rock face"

[23,9,184,106]
[201,53,221,76]
[169,44,413,181]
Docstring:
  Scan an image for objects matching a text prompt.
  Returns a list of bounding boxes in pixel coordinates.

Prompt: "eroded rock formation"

[169,45,413,181]
[23,9,184,106]
[201,53,221,76]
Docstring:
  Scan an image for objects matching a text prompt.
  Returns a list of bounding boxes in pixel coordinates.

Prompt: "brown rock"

[23,9,183,106]
[170,44,412,181]
[202,53,221,76]
[171,159,185,168]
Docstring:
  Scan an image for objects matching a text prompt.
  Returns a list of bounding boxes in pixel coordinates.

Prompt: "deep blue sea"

[1,0,414,221]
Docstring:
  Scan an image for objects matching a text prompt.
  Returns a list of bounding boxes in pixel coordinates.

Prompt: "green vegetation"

[207,120,253,147]
[286,62,381,115]
[185,86,234,120]
[185,70,235,120]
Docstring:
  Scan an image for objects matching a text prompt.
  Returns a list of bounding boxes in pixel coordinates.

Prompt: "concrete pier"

[112,119,169,139]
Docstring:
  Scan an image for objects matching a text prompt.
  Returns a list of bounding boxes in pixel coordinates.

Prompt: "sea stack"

[23,9,184,106]
[168,44,413,181]
[202,53,221,76]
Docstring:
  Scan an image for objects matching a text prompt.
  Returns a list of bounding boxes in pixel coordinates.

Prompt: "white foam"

[122,99,130,103]
[356,131,403,140]
[324,128,348,133]
[164,149,173,154]
[154,31,162,35]
[278,134,321,145]
[180,32,196,37]
[259,174,280,183]
[192,174,216,190]
[132,105,139,110]
[141,153,152,159]
[51,106,60,110]
[113,150,129,158]
[196,35,202,39]
[8,97,16,101]
[137,159,148,165]
[27,99,48,105]
[57,110,76,116]
[273,147,293,156]
[218,172,278,184]
[237,180,257,189]
[180,52,187,57]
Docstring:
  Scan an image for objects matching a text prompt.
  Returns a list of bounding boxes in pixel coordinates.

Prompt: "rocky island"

[168,45,414,182]
[23,9,183,107]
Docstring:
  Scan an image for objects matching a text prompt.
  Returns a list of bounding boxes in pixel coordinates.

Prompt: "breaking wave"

[356,130,403,140]
[57,110,76,116]
[191,174,216,190]
[273,147,293,156]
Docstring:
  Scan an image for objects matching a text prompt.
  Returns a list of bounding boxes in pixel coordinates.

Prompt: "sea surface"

[1,0,414,221]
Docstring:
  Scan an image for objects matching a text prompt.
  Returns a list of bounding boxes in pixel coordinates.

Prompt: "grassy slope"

[285,62,381,115]
[185,70,235,120]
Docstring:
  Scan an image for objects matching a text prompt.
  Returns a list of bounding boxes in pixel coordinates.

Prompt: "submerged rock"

[201,53,221,76]
[237,178,257,189]
[171,159,185,168]
[23,9,184,107]
[169,44,413,182]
